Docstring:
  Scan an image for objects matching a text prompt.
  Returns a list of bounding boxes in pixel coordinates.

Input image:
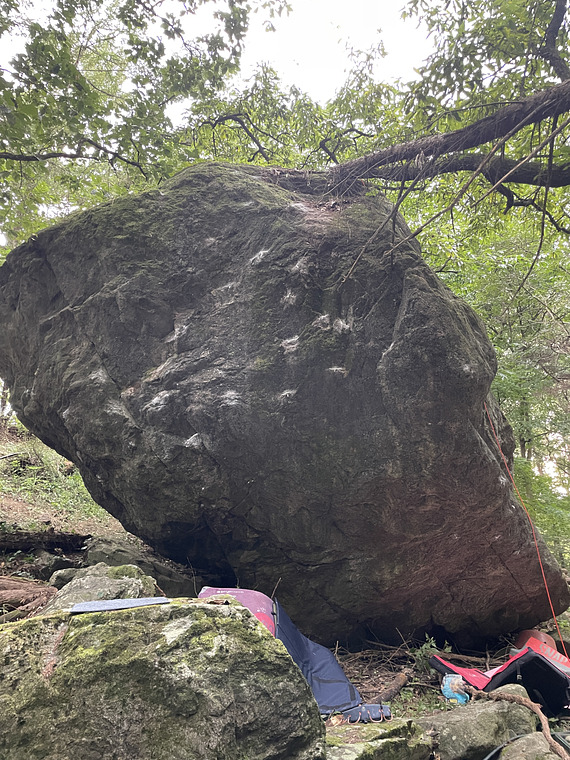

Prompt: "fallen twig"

[433,650,505,668]
[377,669,411,702]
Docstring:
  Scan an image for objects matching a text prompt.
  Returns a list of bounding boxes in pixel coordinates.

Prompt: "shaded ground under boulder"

[83,536,205,597]
[0,161,567,645]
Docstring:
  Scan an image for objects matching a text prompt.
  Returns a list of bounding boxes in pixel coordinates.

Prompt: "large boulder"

[0,597,325,760]
[0,162,567,645]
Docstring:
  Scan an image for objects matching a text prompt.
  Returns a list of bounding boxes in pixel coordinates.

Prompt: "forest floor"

[0,423,126,538]
[0,491,125,539]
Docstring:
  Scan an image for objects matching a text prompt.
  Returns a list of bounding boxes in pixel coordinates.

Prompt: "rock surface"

[84,536,204,597]
[325,683,547,760]
[326,720,433,760]
[42,562,161,613]
[28,548,78,581]
[417,685,537,760]
[500,732,560,759]
[0,161,568,645]
[0,596,325,760]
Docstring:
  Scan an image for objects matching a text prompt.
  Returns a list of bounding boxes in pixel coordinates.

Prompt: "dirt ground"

[0,493,127,539]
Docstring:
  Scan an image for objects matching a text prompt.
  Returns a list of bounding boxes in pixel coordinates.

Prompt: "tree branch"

[539,0,570,81]
[0,150,89,162]
[474,113,570,204]
[0,138,148,175]
[374,112,558,267]
[367,153,570,188]
[199,113,271,161]
[332,80,570,187]
[504,189,570,233]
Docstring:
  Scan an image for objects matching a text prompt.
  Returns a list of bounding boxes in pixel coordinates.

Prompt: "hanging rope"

[484,401,569,659]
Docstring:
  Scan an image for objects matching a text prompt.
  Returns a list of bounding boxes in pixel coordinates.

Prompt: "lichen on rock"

[0,597,325,760]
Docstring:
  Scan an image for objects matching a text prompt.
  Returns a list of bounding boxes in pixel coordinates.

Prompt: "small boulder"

[326,720,433,760]
[49,566,81,589]
[42,562,161,613]
[0,597,325,760]
[28,548,78,581]
[84,536,203,597]
[417,685,537,760]
[500,732,560,759]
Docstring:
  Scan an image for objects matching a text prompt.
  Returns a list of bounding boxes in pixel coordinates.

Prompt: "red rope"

[484,402,569,659]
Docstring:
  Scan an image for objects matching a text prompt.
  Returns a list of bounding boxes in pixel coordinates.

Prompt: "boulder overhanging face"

[0,162,567,644]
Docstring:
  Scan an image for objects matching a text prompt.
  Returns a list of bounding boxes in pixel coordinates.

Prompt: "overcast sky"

[238,0,434,102]
[0,1,434,247]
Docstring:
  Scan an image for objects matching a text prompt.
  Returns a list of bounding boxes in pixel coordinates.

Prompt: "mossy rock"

[326,719,433,760]
[417,685,537,760]
[0,597,325,760]
[42,562,162,614]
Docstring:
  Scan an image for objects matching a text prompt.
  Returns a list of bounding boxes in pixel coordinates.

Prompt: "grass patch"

[0,421,116,530]
[390,684,448,717]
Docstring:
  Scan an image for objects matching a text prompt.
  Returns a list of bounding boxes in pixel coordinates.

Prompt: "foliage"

[182,45,406,168]
[0,0,290,250]
[391,684,448,716]
[427,226,570,475]
[411,635,448,673]
[0,424,110,523]
[1,0,569,255]
[514,456,570,566]
[405,0,570,104]
[397,0,570,234]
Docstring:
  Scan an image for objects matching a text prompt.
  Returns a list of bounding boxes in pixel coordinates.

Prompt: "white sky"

[239,0,434,102]
[0,0,433,247]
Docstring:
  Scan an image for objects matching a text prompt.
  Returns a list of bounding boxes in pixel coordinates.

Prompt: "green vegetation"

[391,685,447,717]
[0,419,116,532]
[514,456,570,567]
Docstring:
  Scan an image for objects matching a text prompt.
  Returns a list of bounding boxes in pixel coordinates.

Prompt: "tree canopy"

[0,0,290,243]
[1,0,569,241]
[0,0,569,511]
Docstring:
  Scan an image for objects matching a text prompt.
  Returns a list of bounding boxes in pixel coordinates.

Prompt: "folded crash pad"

[430,636,570,716]
[197,587,276,635]
[273,598,361,714]
[198,586,362,715]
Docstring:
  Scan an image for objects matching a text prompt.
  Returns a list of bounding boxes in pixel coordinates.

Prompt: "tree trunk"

[0,528,90,553]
